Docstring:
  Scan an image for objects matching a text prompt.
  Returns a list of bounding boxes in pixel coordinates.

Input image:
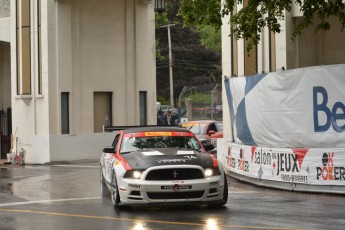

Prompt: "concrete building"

[0,0,157,163]
[221,1,345,139]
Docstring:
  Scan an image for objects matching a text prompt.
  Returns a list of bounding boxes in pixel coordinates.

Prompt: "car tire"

[210,173,228,208]
[100,168,110,198]
[220,173,228,206]
[111,172,121,209]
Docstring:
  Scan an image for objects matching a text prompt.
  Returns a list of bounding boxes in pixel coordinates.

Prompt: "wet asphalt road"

[0,161,344,230]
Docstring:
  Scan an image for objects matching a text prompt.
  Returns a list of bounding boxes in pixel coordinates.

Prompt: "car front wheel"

[220,174,228,205]
[210,173,228,208]
[100,167,110,198]
[111,173,121,209]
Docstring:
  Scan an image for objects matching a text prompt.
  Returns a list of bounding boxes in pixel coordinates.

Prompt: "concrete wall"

[0,18,10,42]
[0,0,10,18]
[32,132,114,163]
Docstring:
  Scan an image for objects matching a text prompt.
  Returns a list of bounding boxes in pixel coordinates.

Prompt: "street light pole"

[160,22,175,107]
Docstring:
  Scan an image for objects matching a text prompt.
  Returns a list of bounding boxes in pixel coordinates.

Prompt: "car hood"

[122,148,215,170]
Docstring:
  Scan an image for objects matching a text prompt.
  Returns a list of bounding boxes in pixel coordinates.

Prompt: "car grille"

[145,168,204,180]
[146,191,205,200]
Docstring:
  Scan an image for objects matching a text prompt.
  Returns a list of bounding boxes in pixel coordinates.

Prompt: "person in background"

[163,110,176,126]
[157,108,165,126]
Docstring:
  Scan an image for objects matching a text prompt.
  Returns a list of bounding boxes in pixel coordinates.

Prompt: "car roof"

[122,126,190,134]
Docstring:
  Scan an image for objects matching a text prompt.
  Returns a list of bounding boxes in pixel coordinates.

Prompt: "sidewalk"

[0,158,11,165]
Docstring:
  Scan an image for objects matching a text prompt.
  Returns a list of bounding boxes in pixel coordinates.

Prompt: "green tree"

[198,25,221,54]
[179,0,345,50]
[156,0,221,104]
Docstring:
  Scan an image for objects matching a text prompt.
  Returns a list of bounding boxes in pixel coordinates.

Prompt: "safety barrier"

[218,139,345,194]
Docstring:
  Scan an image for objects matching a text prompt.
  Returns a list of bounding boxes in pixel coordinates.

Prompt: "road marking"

[228,188,257,194]
[51,165,99,168]
[0,207,304,230]
[0,197,101,207]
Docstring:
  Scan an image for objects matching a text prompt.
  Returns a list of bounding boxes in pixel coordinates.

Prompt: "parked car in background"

[100,126,228,209]
[181,120,223,155]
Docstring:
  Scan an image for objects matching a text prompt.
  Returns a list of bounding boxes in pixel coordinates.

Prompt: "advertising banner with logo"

[219,142,345,186]
[224,64,345,148]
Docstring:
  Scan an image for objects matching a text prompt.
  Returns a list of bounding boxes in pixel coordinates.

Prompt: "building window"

[16,0,20,95]
[16,0,31,95]
[61,92,70,134]
[139,91,147,126]
[269,30,276,72]
[37,0,42,94]
[230,8,238,77]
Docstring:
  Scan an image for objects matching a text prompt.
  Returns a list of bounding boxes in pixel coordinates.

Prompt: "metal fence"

[181,84,222,122]
[184,101,222,121]
[157,84,222,124]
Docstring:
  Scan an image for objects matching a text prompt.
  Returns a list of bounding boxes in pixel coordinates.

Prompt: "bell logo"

[313,86,345,133]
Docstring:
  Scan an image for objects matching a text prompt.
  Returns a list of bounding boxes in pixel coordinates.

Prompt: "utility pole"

[211,84,218,120]
[160,22,175,107]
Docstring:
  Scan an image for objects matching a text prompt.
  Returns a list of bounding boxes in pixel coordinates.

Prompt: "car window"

[112,134,120,150]
[120,135,204,153]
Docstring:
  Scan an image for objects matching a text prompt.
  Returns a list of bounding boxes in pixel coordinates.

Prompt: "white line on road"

[0,197,101,207]
[52,165,99,168]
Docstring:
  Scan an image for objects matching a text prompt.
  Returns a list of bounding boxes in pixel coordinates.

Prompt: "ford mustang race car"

[100,126,228,209]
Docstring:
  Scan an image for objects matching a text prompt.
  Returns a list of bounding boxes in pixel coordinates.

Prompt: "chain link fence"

[157,84,222,124]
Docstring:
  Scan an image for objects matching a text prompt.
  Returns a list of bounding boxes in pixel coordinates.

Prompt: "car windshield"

[182,123,207,135]
[120,133,203,153]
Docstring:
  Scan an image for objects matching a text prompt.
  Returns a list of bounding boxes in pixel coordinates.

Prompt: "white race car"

[100,126,228,209]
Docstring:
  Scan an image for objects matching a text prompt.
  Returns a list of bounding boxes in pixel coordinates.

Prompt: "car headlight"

[124,170,143,179]
[204,168,220,177]
[204,168,213,177]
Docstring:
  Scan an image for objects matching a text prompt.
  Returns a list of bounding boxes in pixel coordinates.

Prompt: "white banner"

[218,141,345,186]
[224,64,345,148]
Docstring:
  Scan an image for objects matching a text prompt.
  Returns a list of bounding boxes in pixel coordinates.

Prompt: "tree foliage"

[179,0,345,50]
[156,0,221,104]
[198,25,222,53]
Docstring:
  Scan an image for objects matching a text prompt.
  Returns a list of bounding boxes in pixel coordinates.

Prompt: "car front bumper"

[116,175,226,206]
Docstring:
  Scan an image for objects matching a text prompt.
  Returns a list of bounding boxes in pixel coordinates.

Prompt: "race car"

[100,126,228,209]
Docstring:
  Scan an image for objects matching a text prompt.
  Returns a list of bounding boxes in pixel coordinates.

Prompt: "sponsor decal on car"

[182,123,207,127]
[161,185,192,191]
[145,132,172,136]
[128,184,141,189]
[141,151,165,156]
[124,132,194,138]
[176,150,195,155]
[210,181,219,185]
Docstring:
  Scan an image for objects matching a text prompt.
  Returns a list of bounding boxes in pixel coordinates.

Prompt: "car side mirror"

[103,146,115,153]
[208,130,216,135]
[203,143,215,151]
